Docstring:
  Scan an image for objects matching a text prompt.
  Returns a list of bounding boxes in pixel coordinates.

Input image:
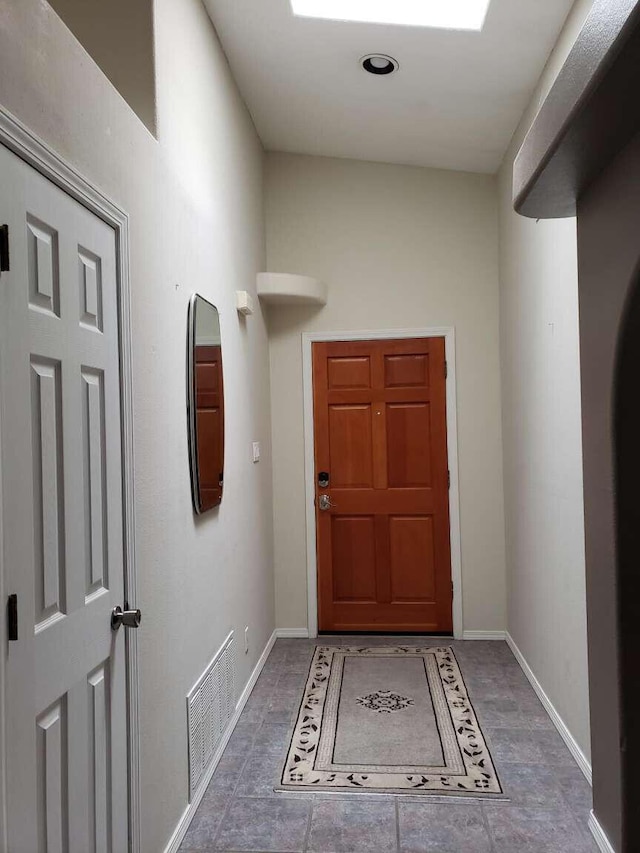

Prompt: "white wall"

[0,1,274,851]
[265,153,506,634]
[498,0,595,761]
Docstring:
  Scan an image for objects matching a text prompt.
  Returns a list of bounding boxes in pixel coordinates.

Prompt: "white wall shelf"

[256,272,327,306]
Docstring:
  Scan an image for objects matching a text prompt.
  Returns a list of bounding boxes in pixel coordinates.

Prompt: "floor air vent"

[187,631,236,800]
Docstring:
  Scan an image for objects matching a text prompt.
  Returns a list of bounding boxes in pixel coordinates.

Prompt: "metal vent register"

[186,631,236,800]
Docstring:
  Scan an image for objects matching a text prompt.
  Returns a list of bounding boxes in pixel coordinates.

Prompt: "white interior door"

[0,142,129,852]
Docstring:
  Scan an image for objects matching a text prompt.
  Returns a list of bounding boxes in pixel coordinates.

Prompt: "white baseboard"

[275,628,310,638]
[589,811,616,853]
[462,630,507,640]
[163,629,278,853]
[505,633,592,785]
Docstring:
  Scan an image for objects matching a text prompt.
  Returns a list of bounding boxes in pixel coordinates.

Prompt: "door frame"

[0,105,141,852]
[302,327,464,640]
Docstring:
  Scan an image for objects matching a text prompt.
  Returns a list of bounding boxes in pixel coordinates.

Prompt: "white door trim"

[0,105,141,852]
[302,327,464,640]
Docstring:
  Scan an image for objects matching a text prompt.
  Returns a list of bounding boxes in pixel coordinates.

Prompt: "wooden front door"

[313,338,453,633]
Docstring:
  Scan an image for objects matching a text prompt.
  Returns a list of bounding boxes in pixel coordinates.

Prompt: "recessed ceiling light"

[290,0,492,31]
[361,54,398,75]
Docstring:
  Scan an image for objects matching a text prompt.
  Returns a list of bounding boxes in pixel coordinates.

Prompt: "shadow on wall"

[613,264,640,851]
[264,302,325,335]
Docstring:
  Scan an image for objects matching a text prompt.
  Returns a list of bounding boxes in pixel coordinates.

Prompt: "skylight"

[290,0,492,31]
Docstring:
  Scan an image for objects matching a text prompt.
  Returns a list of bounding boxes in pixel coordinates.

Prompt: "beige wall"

[47,0,157,132]
[0,1,274,851]
[265,153,506,634]
[498,0,595,761]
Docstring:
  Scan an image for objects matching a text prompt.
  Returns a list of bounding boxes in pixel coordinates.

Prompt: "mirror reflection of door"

[188,295,225,513]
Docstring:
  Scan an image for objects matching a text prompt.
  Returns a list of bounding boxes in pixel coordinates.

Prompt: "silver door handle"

[111,605,142,630]
[318,494,335,511]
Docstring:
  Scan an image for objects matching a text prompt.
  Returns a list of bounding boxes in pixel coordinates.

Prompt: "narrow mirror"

[187,294,225,513]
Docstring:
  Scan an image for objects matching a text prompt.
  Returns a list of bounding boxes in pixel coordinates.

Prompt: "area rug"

[277,646,505,798]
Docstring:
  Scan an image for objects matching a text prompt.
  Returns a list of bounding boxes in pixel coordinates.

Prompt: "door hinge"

[7,594,17,641]
[0,225,9,273]
[444,360,448,379]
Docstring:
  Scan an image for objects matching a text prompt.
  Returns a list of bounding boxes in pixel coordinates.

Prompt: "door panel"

[384,353,429,388]
[27,215,61,316]
[31,357,66,625]
[331,516,377,602]
[328,405,373,488]
[386,403,432,487]
[0,143,128,851]
[36,696,68,853]
[82,367,109,597]
[88,662,111,853]
[314,338,452,633]
[389,516,436,603]
[327,356,371,389]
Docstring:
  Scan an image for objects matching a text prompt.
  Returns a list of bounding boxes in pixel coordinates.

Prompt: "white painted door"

[0,143,128,852]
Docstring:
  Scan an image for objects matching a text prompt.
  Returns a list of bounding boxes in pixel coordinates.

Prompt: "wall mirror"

[187,294,225,513]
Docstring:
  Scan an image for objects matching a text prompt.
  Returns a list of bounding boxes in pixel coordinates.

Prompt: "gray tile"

[460,661,520,680]
[484,804,598,853]
[282,648,315,670]
[399,801,492,853]
[254,664,284,692]
[281,657,314,673]
[508,681,543,704]
[276,638,316,647]
[483,728,546,765]
[464,676,515,701]
[233,715,264,738]
[278,642,316,659]
[262,707,297,726]
[225,730,257,756]
[253,722,293,756]
[206,752,249,794]
[244,690,275,718]
[501,668,535,690]
[268,688,304,713]
[488,643,519,664]
[514,697,555,731]
[277,672,308,691]
[455,641,508,661]
[485,726,575,767]
[234,752,284,798]
[307,800,397,853]
[495,763,569,808]
[473,698,528,729]
[180,795,230,851]
[553,765,593,817]
[529,730,579,766]
[280,665,312,679]
[213,797,311,851]
[238,701,269,726]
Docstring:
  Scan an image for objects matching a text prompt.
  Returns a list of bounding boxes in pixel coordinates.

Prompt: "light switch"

[252,441,260,463]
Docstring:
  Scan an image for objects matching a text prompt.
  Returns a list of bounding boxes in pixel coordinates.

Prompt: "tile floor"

[179,637,597,853]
